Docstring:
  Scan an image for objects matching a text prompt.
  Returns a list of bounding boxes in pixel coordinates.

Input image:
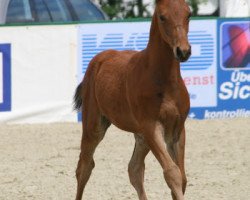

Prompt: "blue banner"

[189,19,250,119]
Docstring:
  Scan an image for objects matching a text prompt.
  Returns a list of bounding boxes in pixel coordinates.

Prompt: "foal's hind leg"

[128,134,150,200]
[75,113,110,200]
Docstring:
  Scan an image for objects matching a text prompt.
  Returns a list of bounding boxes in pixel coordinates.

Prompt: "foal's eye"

[159,15,166,22]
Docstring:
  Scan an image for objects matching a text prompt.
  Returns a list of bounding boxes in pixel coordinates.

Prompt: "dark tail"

[73,83,83,111]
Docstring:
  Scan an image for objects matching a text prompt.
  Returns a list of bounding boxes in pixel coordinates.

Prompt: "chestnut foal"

[74,0,191,199]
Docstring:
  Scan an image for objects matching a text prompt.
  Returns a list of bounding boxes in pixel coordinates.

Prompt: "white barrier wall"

[0,19,249,123]
[0,25,78,123]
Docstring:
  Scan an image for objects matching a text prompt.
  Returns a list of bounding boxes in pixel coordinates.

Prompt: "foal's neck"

[144,12,181,81]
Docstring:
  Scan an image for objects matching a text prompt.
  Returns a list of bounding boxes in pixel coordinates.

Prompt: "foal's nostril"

[176,47,191,62]
[176,47,183,59]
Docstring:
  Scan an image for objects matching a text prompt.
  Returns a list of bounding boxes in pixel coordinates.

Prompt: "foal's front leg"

[167,128,187,200]
[144,122,184,200]
[128,134,150,200]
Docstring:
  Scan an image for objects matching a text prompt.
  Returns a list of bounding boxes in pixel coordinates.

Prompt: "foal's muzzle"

[175,46,191,62]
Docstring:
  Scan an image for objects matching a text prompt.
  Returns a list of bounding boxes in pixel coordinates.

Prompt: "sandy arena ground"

[0,118,249,200]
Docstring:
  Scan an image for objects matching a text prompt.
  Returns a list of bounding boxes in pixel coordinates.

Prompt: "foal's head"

[155,0,191,62]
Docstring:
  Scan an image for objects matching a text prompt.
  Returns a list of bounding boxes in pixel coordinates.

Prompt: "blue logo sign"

[80,30,215,75]
[0,44,11,112]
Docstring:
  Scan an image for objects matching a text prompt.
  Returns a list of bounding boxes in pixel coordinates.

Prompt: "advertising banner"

[78,20,220,120]
[216,19,250,117]
[190,19,250,119]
